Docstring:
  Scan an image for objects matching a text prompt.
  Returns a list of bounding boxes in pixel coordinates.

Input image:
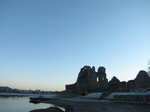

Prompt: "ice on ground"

[106,92,149,100]
[83,93,103,99]
[61,97,111,103]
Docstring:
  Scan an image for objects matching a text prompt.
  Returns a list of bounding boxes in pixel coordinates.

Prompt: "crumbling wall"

[66,66,109,94]
[65,66,150,94]
[108,70,150,92]
[65,83,76,93]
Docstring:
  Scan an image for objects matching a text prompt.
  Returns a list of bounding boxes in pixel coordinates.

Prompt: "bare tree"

[148,60,150,77]
[148,60,150,70]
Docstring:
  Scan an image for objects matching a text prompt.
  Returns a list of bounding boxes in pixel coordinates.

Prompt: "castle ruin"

[66,66,150,95]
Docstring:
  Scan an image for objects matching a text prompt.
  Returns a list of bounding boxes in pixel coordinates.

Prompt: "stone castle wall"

[66,66,150,95]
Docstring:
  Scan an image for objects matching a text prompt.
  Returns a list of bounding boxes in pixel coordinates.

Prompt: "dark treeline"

[0,86,52,94]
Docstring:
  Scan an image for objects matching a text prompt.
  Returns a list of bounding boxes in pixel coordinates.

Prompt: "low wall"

[65,84,76,93]
[113,95,150,102]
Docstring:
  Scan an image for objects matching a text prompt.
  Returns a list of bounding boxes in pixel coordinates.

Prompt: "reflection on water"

[0,96,58,112]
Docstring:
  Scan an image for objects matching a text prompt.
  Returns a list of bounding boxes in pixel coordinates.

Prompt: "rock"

[30,107,64,112]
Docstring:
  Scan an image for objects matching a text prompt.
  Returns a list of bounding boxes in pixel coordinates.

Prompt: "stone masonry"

[66,66,150,95]
[66,66,109,95]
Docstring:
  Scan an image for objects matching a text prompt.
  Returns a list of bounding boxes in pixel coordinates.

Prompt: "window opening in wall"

[97,77,99,82]
[102,77,104,80]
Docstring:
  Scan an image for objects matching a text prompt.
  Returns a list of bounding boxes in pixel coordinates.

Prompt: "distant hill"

[0,86,52,94]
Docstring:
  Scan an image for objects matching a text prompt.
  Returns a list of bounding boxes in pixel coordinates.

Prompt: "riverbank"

[29,107,64,112]
[30,91,150,104]
[0,93,38,97]
[29,92,150,112]
[34,98,150,112]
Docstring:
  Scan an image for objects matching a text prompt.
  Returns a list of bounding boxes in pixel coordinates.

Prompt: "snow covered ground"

[83,93,103,99]
[30,91,150,103]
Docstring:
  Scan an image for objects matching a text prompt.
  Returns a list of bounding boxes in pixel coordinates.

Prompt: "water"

[1,96,150,112]
[0,96,56,112]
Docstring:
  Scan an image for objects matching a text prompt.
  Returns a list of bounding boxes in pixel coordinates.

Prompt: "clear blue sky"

[0,0,150,91]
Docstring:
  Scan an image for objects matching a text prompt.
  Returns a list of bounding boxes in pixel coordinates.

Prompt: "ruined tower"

[66,66,109,95]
